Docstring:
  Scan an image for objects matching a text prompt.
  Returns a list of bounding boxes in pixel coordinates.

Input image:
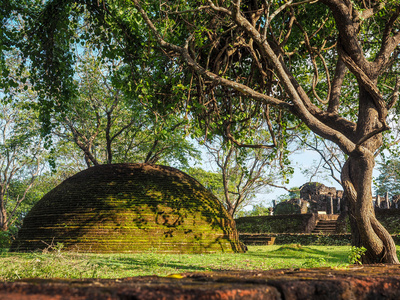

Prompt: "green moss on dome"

[11,163,244,253]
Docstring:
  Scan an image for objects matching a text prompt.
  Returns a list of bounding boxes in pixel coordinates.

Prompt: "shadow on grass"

[91,256,220,272]
[271,245,328,255]
[243,245,349,265]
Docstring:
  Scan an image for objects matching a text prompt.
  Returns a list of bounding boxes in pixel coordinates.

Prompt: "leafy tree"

[54,45,199,167]
[375,158,400,197]
[18,0,400,264]
[276,187,301,203]
[0,90,46,232]
[130,0,400,264]
[185,166,226,198]
[236,202,272,217]
[298,134,344,185]
[201,136,293,217]
[0,2,48,233]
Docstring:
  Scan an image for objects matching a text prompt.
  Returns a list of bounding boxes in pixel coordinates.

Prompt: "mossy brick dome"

[11,163,244,253]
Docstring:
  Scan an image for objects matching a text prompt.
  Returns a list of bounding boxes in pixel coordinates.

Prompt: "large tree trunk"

[341,86,399,264]
[342,153,399,264]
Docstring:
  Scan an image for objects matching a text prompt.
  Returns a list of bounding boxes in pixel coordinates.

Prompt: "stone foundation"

[2,266,400,299]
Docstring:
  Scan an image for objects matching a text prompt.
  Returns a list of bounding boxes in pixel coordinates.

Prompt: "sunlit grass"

[1,245,399,281]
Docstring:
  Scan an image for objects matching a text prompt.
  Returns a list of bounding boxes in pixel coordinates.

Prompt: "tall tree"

[55,46,198,167]
[0,101,44,231]
[130,0,400,264]
[12,0,199,169]
[375,156,400,197]
[200,136,293,217]
[0,1,48,232]
[21,0,400,263]
[0,48,46,231]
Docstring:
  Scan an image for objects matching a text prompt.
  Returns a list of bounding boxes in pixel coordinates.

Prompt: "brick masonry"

[10,163,245,254]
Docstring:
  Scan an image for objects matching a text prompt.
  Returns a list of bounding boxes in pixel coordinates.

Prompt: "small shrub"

[348,246,367,265]
[301,257,327,268]
[0,230,13,249]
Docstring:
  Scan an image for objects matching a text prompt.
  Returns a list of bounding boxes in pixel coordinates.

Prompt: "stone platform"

[1,265,400,299]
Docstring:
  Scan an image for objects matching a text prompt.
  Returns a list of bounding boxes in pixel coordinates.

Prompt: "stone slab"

[1,265,400,299]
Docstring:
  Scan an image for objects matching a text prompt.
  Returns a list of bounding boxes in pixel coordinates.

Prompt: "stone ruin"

[273,182,400,215]
[299,182,343,214]
[373,193,400,209]
[11,163,245,254]
[273,182,343,215]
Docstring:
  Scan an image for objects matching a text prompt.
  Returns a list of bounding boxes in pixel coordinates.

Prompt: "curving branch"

[229,0,358,154]
[374,6,400,72]
[328,58,347,113]
[337,41,389,127]
[132,0,292,111]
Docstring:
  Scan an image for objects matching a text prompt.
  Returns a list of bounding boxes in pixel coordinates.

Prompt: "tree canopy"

[131,0,400,264]
[2,0,400,264]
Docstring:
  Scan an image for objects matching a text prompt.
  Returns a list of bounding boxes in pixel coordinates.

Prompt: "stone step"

[312,219,338,234]
[316,220,337,224]
[312,230,336,234]
[314,225,336,229]
[239,234,276,245]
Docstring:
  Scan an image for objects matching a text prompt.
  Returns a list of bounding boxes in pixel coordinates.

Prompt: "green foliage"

[236,203,272,217]
[274,201,302,215]
[15,0,200,168]
[271,234,352,246]
[56,46,199,167]
[375,158,400,197]
[0,231,13,249]
[235,215,313,233]
[185,167,225,200]
[348,246,367,265]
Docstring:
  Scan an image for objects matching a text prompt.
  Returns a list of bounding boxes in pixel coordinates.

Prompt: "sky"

[191,139,386,211]
[249,149,385,210]
[254,150,343,207]
[195,144,343,209]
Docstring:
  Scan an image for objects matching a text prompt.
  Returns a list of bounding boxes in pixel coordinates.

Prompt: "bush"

[271,233,352,245]
[235,214,316,233]
[274,202,301,215]
[0,230,14,249]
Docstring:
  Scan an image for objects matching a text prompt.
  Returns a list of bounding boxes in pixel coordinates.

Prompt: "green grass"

[1,245,399,281]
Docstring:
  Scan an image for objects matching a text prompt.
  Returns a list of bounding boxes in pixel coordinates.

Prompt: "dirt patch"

[2,265,400,299]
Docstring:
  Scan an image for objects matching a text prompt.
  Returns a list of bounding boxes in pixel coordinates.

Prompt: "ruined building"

[273,182,400,215]
[11,163,245,254]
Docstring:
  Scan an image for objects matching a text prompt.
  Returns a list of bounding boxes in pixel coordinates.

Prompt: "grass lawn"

[1,245,399,281]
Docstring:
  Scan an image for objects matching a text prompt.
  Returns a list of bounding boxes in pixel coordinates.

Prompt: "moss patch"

[11,164,244,254]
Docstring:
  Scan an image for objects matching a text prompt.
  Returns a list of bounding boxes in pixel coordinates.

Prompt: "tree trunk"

[341,87,399,264]
[0,207,8,231]
[342,154,399,264]
[0,191,7,231]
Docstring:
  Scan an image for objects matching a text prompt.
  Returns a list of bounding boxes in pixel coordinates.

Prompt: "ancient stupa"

[11,163,244,253]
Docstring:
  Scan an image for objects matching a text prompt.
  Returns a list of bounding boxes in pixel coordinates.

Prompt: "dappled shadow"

[271,245,328,255]
[11,163,244,254]
[240,246,348,265]
[92,256,222,273]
